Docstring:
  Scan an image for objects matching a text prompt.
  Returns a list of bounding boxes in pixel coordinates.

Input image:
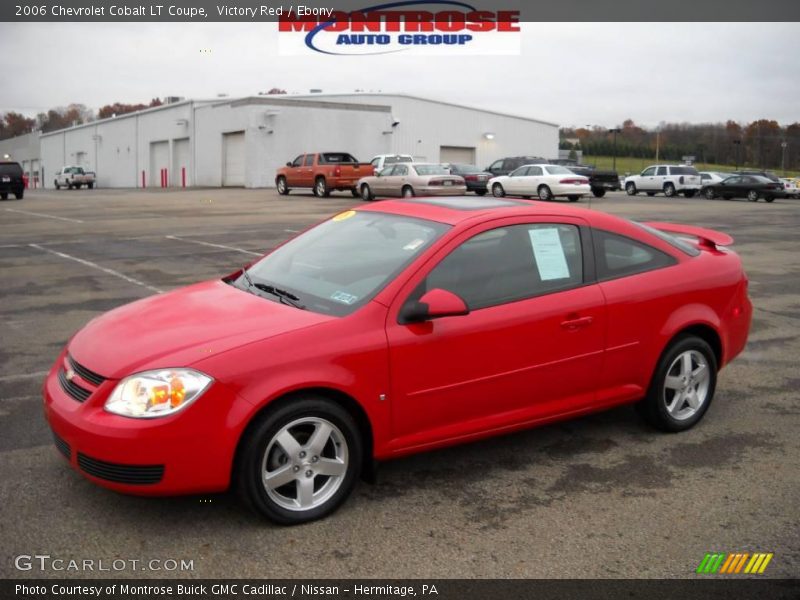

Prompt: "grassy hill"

[581,155,800,178]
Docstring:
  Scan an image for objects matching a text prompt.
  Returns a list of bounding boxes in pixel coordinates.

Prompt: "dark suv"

[485,156,548,177]
[0,162,24,200]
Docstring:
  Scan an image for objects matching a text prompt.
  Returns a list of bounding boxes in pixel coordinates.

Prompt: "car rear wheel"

[402,185,415,198]
[236,396,362,525]
[314,177,330,198]
[567,195,580,202]
[704,188,716,200]
[537,185,553,201]
[492,183,505,197]
[638,335,717,432]
[592,188,606,198]
[276,177,290,195]
[360,184,374,201]
[664,183,676,197]
[747,190,759,202]
[14,191,23,200]
[626,182,638,196]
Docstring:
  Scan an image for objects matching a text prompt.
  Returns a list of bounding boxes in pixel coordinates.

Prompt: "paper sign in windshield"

[331,291,358,305]
[529,228,570,281]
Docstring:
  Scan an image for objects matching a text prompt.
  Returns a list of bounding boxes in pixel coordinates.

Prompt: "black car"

[0,161,24,200]
[733,170,782,184]
[485,156,548,177]
[703,175,786,202]
[445,163,492,195]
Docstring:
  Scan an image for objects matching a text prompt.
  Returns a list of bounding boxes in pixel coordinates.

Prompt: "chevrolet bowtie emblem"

[65,368,76,381]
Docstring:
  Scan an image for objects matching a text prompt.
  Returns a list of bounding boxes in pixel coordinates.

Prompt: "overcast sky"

[1,22,798,128]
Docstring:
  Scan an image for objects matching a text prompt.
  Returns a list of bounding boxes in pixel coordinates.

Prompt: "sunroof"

[401,196,528,211]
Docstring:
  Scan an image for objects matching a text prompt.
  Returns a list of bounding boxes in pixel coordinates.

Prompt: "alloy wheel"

[663,350,710,421]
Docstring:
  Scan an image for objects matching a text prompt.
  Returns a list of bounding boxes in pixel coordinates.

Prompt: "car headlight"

[105,369,213,419]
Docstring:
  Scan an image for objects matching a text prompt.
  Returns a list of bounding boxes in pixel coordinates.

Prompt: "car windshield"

[414,165,450,176]
[671,166,699,175]
[239,211,449,316]
[385,156,413,164]
[544,165,574,175]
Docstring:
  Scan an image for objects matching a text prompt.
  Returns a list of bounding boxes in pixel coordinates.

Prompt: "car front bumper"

[43,349,251,496]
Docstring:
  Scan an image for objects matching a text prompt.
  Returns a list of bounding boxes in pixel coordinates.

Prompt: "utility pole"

[655,128,660,162]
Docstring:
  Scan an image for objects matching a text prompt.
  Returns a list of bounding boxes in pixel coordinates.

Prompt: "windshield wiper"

[239,268,305,309]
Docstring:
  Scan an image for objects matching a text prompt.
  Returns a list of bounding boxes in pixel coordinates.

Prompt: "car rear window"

[544,165,574,175]
[414,165,449,176]
[450,164,483,173]
[0,163,23,176]
[635,222,701,257]
[320,153,358,164]
[671,167,699,175]
[385,155,413,165]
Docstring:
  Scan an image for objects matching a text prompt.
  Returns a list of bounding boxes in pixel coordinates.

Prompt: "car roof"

[356,196,618,227]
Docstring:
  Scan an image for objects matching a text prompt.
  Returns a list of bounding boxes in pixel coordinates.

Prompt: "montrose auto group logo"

[278,1,521,55]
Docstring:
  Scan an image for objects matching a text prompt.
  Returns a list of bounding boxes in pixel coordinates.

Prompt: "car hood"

[68,280,332,379]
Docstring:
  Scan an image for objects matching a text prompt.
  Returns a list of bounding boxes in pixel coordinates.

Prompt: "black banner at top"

[2,0,800,22]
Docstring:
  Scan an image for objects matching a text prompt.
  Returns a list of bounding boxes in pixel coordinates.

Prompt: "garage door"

[440,146,476,165]
[172,138,190,187]
[223,132,245,187]
[149,141,169,187]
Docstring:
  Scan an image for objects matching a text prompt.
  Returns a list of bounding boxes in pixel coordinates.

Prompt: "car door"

[654,166,668,191]
[297,153,316,188]
[284,155,304,186]
[384,217,605,451]
[504,166,528,194]
[639,166,657,190]
[390,164,411,196]
[487,159,504,177]
[522,166,544,195]
[371,165,394,195]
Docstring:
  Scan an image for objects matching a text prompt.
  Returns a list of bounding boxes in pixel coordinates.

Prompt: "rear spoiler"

[644,222,734,250]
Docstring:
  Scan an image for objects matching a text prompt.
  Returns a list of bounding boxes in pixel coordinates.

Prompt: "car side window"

[527,166,543,176]
[509,167,528,177]
[394,165,409,176]
[370,158,380,167]
[303,154,315,167]
[407,223,584,312]
[594,229,676,281]
[291,155,303,167]
[380,166,396,176]
[656,166,668,176]
[641,167,656,176]
[489,160,503,171]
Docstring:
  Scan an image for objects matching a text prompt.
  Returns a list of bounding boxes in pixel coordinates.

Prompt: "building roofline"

[288,92,559,127]
[220,96,392,113]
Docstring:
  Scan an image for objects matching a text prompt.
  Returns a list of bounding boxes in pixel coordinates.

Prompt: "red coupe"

[44,197,752,524]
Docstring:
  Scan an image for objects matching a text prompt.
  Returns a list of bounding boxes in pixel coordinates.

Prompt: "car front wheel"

[236,396,362,525]
[638,335,717,432]
[538,185,553,201]
[747,190,759,202]
[276,177,289,195]
[492,183,505,197]
[626,182,637,195]
[704,188,716,200]
[360,184,374,201]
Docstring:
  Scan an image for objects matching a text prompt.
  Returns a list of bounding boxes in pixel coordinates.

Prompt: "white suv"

[624,165,702,198]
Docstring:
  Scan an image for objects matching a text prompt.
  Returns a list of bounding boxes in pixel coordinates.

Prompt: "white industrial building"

[7,94,558,189]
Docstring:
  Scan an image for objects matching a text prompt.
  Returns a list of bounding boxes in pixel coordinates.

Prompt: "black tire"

[88,182,94,189]
[236,396,363,525]
[350,188,359,198]
[567,195,580,202]
[360,183,374,202]
[704,187,716,200]
[313,177,330,198]
[591,188,606,198]
[401,185,415,199]
[626,182,638,196]
[492,183,505,197]
[0,193,7,200]
[276,177,290,195]
[683,190,696,198]
[14,191,23,200]
[646,192,656,197]
[747,189,759,202]
[537,185,553,201]
[664,183,676,197]
[637,335,717,433]
[54,181,60,190]
[474,190,487,196]
[765,196,775,203]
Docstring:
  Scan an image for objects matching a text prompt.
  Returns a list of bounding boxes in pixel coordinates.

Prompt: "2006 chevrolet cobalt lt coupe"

[44,197,752,524]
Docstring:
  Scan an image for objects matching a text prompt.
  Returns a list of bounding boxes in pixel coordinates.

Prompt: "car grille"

[58,368,91,402]
[68,355,106,386]
[77,453,164,485]
[52,431,71,460]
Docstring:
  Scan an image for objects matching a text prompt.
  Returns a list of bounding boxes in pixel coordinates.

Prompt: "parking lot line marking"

[284,229,300,233]
[1,395,38,402]
[4,208,84,224]
[29,244,163,294]
[165,235,261,256]
[0,371,48,382]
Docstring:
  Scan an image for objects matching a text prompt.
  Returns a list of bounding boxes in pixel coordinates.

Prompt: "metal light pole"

[781,141,788,175]
[609,128,622,171]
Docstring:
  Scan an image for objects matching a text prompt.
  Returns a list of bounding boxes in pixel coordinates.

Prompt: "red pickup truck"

[275,152,372,197]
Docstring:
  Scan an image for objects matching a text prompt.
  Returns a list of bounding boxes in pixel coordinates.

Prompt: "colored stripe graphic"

[697,552,773,575]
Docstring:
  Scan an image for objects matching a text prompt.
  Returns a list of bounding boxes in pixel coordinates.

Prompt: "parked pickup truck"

[566,165,620,198]
[275,152,372,197]
[54,166,95,190]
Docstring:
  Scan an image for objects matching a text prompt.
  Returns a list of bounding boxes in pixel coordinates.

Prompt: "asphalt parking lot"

[0,188,798,579]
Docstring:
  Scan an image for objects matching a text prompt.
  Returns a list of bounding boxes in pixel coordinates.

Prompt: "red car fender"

[654,303,723,371]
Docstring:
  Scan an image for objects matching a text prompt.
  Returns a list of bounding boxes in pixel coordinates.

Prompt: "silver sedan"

[357,163,466,201]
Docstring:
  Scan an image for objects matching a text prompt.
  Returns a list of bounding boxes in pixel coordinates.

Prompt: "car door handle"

[560,315,593,330]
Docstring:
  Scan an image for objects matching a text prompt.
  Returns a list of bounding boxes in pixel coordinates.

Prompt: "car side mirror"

[401,289,469,323]
[286,162,293,167]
